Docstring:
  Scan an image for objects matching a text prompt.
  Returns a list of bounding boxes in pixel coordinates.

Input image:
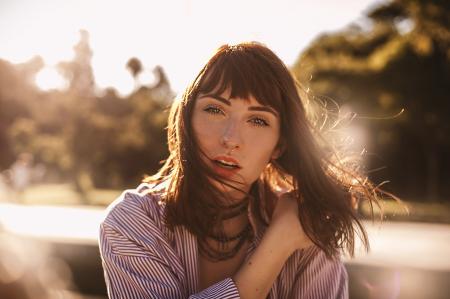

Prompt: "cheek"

[192,113,220,148]
[245,126,279,147]
[244,133,279,165]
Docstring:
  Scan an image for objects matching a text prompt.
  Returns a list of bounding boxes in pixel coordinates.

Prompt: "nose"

[220,119,242,152]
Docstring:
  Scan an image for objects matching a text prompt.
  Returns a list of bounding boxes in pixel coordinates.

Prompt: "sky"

[0,0,382,95]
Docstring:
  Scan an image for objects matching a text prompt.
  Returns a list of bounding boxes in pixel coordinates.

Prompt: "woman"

[99,42,376,299]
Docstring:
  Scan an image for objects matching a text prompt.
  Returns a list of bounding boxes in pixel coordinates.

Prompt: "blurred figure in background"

[9,153,33,201]
[0,170,12,202]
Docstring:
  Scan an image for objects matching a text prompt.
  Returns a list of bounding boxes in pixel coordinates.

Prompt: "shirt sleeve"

[100,222,241,299]
[291,248,348,299]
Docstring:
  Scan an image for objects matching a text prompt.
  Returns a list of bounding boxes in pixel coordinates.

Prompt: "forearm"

[233,226,296,299]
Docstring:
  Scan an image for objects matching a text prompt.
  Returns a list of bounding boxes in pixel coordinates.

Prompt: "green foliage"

[292,0,450,201]
[126,57,143,79]
[0,32,173,190]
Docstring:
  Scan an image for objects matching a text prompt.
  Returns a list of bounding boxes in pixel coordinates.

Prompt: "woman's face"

[192,89,281,199]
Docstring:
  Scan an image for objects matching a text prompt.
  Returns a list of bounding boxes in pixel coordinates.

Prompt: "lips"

[212,156,241,169]
[210,155,241,177]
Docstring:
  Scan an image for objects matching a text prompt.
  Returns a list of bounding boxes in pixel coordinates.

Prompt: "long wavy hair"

[145,42,382,258]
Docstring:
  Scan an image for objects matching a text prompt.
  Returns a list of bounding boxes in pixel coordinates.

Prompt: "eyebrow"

[199,93,279,117]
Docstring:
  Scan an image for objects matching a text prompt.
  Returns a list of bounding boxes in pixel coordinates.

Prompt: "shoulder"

[105,183,165,221]
[100,182,170,239]
[287,246,348,297]
[99,183,175,258]
[280,246,347,285]
[275,246,348,298]
[294,246,347,277]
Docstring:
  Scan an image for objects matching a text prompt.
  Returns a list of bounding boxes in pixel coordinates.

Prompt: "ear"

[271,140,286,160]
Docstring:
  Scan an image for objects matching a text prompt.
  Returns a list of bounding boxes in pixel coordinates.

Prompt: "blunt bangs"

[147,42,382,259]
[196,45,285,116]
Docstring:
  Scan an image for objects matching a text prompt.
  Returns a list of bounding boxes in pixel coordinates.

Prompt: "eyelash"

[203,106,224,115]
[251,117,269,127]
[203,105,270,127]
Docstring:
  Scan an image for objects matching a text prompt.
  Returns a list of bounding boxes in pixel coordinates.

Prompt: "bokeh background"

[0,0,449,298]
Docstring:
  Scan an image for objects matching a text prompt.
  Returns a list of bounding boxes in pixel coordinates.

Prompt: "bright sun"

[1,0,374,95]
[35,66,68,91]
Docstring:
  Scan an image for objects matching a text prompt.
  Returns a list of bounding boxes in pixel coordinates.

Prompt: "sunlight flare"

[35,66,68,91]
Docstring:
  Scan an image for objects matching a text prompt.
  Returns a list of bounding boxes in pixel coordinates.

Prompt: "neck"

[199,187,254,260]
[206,208,249,244]
[217,184,253,235]
[221,212,249,236]
[202,212,250,259]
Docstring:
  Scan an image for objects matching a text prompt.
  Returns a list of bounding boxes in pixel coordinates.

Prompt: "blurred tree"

[54,29,98,194]
[16,56,44,84]
[292,0,450,201]
[149,65,175,104]
[152,65,169,90]
[126,57,143,90]
[0,57,42,169]
[57,29,95,97]
[0,29,173,195]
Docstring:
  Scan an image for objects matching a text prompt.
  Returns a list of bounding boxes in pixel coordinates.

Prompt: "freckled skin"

[192,90,281,197]
[194,90,284,291]
[192,90,309,298]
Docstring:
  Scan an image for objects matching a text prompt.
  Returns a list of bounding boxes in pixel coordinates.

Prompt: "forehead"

[195,57,284,114]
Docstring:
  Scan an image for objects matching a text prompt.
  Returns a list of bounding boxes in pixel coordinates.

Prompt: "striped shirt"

[99,183,348,299]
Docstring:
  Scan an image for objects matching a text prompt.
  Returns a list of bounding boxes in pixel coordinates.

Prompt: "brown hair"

[145,42,382,258]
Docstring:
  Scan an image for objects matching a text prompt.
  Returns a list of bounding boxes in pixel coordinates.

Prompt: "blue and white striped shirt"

[99,183,348,298]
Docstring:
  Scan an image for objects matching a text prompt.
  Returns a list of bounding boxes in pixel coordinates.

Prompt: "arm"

[233,193,313,299]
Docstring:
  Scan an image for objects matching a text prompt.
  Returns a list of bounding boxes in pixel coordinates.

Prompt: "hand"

[269,192,313,252]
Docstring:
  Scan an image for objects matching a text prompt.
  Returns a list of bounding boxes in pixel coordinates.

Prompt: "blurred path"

[344,220,450,272]
[0,203,449,271]
[1,203,449,299]
[0,203,104,245]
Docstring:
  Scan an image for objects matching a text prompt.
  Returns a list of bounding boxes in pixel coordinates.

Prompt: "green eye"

[250,117,269,127]
[204,106,224,115]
